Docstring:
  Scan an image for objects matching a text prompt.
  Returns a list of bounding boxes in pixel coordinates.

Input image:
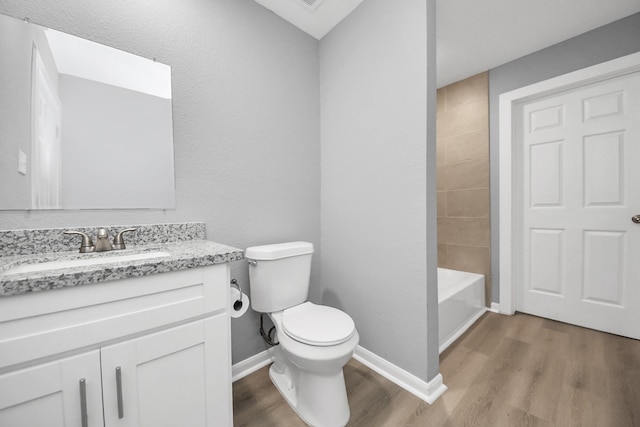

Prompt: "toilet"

[246,242,359,427]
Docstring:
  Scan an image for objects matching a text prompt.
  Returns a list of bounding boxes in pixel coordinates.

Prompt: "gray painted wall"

[0,0,321,365]
[319,0,439,381]
[425,0,439,381]
[489,12,640,303]
[0,0,442,383]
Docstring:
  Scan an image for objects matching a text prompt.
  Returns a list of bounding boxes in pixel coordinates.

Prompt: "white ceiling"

[254,0,364,39]
[437,0,640,87]
[255,0,640,88]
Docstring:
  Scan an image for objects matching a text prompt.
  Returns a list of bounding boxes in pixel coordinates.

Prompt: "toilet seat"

[282,302,355,346]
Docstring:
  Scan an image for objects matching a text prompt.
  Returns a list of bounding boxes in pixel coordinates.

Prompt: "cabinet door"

[101,316,231,427]
[0,351,103,427]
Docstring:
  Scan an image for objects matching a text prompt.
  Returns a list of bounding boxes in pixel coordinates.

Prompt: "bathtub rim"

[437,267,487,354]
[437,267,485,303]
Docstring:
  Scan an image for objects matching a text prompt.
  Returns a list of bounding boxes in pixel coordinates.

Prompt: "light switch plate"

[18,150,27,175]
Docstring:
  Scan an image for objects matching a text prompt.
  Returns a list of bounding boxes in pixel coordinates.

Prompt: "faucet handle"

[64,230,95,253]
[112,228,137,250]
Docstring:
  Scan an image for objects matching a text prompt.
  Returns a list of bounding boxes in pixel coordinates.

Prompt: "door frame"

[498,51,640,315]
[31,45,63,209]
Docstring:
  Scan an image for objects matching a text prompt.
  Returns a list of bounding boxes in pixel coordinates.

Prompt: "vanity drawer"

[0,264,229,371]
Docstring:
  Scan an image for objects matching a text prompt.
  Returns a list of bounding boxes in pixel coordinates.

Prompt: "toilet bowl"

[246,242,359,427]
[268,303,359,427]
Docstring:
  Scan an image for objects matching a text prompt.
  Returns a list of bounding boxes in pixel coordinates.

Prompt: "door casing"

[498,51,640,314]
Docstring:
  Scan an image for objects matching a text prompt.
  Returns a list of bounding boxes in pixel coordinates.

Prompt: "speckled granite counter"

[0,223,244,297]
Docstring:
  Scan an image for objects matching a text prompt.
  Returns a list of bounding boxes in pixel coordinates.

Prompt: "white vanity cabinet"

[0,350,103,427]
[0,264,233,427]
[100,316,229,427]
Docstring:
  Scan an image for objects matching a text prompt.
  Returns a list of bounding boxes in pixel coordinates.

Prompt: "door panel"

[31,47,62,209]
[529,228,564,295]
[0,351,102,427]
[529,141,563,206]
[583,131,623,206]
[517,71,640,339]
[583,230,624,305]
[101,316,231,427]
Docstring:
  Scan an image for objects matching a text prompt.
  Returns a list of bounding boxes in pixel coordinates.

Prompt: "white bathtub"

[438,268,486,353]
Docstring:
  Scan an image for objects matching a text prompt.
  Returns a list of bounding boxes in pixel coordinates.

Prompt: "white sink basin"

[4,251,172,276]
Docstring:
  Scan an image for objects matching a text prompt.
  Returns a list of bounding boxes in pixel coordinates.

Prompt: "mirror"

[0,13,175,210]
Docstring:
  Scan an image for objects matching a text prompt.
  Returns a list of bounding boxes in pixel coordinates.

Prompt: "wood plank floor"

[233,312,640,426]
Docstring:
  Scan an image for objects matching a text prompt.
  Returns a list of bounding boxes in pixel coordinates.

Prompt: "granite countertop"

[0,240,244,297]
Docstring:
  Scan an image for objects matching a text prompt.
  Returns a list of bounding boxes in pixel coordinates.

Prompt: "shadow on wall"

[322,288,346,312]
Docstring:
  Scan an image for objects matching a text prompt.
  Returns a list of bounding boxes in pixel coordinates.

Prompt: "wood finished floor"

[233,312,640,426]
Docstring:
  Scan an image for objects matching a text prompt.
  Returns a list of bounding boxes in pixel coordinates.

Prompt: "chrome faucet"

[94,228,113,252]
[65,228,137,253]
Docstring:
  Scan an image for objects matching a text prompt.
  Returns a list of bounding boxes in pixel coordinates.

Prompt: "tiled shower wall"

[437,72,491,306]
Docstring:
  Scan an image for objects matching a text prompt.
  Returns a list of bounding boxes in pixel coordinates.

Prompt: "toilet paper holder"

[230,279,244,311]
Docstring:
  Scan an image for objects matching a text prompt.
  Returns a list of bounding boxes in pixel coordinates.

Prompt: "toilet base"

[269,362,350,427]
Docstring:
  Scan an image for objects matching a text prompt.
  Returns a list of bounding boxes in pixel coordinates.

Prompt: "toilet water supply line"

[260,313,279,346]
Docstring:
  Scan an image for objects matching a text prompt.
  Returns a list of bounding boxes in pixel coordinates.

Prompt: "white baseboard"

[232,345,449,405]
[353,345,447,404]
[439,307,487,354]
[232,348,275,382]
[489,302,500,313]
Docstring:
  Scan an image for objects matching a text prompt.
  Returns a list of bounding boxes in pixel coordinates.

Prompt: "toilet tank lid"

[245,241,314,260]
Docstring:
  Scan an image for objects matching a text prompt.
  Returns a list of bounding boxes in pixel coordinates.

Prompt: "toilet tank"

[246,242,314,313]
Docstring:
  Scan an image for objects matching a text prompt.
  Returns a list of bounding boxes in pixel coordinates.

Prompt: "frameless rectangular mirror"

[0,13,176,210]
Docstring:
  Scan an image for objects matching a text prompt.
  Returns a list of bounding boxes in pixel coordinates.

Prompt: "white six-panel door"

[516,71,640,339]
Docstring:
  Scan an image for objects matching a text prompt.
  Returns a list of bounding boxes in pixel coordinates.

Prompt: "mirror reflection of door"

[0,13,175,210]
[31,46,62,209]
